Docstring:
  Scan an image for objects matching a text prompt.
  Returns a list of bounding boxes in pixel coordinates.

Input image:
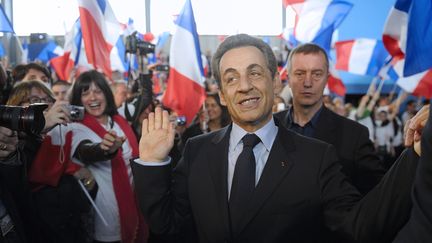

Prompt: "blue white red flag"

[36,41,64,63]
[383,0,432,76]
[335,39,390,77]
[162,0,206,125]
[51,19,91,81]
[78,0,122,79]
[285,0,352,52]
[387,59,432,99]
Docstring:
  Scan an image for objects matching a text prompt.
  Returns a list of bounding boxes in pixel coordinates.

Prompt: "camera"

[176,116,186,126]
[65,105,84,121]
[125,32,156,55]
[0,104,47,135]
[155,64,169,72]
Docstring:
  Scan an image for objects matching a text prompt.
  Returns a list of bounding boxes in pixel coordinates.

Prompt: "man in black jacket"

[274,43,385,195]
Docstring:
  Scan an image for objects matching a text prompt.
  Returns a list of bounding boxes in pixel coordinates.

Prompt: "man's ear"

[218,90,227,106]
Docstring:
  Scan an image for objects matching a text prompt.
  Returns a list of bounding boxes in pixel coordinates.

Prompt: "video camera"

[125,31,156,55]
[0,104,47,135]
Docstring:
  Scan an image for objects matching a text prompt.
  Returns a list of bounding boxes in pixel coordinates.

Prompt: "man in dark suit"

[274,43,384,195]
[131,34,421,242]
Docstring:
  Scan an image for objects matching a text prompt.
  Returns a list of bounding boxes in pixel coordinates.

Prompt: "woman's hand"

[100,130,126,155]
[43,100,71,132]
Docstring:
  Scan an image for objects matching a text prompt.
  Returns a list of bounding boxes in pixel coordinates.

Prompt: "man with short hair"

[274,43,385,195]
[131,34,422,242]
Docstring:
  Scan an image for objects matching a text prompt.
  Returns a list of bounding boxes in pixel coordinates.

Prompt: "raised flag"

[78,0,122,79]
[386,59,432,99]
[383,0,432,76]
[162,0,206,125]
[335,39,389,77]
[0,5,13,33]
[36,41,64,63]
[285,0,353,51]
[50,19,90,81]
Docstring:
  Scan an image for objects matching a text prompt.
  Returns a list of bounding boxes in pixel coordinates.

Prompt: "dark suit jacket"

[274,107,385,194]
[132,122,418,243]
[393,105,432,243]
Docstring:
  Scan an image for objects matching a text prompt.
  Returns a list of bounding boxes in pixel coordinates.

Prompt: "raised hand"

[100,130,126,155]
[139,107,175,162]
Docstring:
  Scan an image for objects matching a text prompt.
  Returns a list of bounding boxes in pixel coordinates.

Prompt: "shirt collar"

[288,105,324,128]
[230,117,278,152]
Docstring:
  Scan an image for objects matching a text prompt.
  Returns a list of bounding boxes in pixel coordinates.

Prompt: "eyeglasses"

[26,96,55,104]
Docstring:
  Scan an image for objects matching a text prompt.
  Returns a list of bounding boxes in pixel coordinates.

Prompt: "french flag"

[390,59,432,99]
[284,0,353,51]
[383,0,432,76]
[335,39,390,77]
[162,0,206,126]
[78,0,122,79]
[51,20,86,81]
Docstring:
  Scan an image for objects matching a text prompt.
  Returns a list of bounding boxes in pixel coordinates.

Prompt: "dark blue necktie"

[229,133,261,232]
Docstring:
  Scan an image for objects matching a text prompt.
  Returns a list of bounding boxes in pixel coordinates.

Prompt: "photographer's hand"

[43,100,71,133]
[0,126,18,159]
[100,130,126,155]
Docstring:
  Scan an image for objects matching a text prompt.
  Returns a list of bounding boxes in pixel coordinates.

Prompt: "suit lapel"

[208,126,232,237]
[236,126,296,235]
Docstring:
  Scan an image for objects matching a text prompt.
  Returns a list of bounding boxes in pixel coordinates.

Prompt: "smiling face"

[205,96,223,122]
[80,82,107,123]
[218,46,280,132]
[288,52,329,111]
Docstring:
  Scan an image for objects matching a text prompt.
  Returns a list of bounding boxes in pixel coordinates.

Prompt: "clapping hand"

[139,107,175,162]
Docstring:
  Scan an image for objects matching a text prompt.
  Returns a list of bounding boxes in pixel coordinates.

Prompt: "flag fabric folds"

[51,20,87,81]
[162,0,206,126]
[328,65,346,97]
[383,0,432,76]
[78,0,122,79]
[285,0,353,51]
[0,5,14,33]
[335,39,389,77]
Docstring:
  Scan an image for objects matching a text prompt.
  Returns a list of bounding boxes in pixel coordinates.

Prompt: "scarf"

[81,113,148,243]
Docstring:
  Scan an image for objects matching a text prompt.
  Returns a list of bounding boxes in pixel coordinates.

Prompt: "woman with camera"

[69,70,148,243]
[6,79,96,243]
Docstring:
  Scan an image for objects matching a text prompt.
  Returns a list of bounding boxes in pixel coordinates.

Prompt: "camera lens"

[0,104,47,134]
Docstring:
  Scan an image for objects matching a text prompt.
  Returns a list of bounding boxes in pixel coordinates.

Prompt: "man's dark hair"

[211,34,278,87]
[70,70,118,117]
[12,62,51,82]
[287,43,329,72]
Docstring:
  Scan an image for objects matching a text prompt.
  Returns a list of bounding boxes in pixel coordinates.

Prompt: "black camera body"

[125,32,156,55]
[0,104,47,135]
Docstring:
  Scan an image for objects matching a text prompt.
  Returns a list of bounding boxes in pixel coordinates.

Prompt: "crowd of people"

[0,34,430,243]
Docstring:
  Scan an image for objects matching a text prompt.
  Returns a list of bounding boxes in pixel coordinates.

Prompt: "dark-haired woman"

[69,70,147,243]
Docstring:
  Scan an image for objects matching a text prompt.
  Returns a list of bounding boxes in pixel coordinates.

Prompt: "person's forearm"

[73,140,117,163]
